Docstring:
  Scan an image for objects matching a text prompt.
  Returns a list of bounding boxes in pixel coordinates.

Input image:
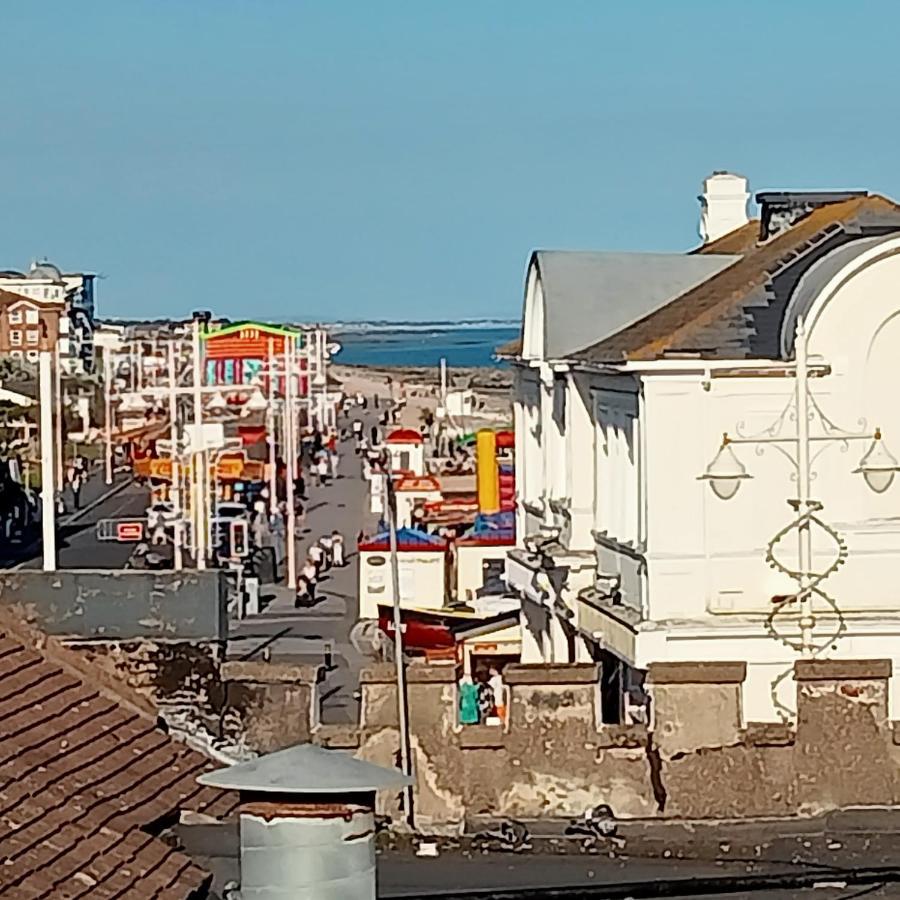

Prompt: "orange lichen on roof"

[580,194,900,362]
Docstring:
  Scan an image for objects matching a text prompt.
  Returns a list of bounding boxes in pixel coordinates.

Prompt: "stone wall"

[220,661,318,754]
[199,655,900,830]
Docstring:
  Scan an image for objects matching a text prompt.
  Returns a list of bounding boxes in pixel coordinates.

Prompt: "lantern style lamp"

[699,434,752,500]
[854,428,900,494]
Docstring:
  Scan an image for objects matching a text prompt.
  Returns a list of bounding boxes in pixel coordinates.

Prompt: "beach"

[332,363,513,428]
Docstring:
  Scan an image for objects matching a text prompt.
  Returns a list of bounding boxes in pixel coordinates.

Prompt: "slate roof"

[0,609,236,900]
[500,251,740,361]
[575,194,900,363]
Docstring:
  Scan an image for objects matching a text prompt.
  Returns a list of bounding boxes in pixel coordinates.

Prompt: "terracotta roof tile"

[0,608,235,899]
[576,194,900,362]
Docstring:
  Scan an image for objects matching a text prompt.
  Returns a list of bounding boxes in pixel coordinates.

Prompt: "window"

[26,330,39,345]
[10,329,22,346]
[8,310,22,325]
[26,350,38,361]
[43,287,49,299]
[594,401,638,545]
[25,308,39,325]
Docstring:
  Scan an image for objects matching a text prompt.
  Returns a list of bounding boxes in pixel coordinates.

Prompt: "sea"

[329,321,519,368]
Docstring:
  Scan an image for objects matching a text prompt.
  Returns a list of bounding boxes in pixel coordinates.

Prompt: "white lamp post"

[38,348,56,571]
[700,318,900,657]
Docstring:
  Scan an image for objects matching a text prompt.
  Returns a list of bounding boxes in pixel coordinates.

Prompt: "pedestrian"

[316,453,330,486]
[352,419,363,453]
[459,673,480,725]
[476,669,494,722]
[489,666,507,723]
[308,542,325,576]
[329,448,339,479]
[302,557,318,602]
[331,530,345,567]
[371,424,381,447]
[295,574,311,608]
[319,533,334,570]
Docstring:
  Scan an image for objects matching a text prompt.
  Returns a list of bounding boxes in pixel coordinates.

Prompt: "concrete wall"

[221,661,318,755]
[0,569,229,641]
[234,657,900,831]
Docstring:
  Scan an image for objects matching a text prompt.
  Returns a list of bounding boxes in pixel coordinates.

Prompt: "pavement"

[227,420,382,724]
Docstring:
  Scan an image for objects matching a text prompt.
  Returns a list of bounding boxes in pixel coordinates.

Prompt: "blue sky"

[1,1,897,322]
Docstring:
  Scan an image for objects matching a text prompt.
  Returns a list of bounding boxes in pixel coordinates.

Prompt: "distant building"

[0,261,97,373]
[0,287,64,356]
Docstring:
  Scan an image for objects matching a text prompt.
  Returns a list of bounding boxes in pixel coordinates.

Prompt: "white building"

[504,175,900,723]
[0,262,96,373]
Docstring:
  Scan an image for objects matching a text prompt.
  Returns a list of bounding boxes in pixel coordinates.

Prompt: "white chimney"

[699,172,750,244]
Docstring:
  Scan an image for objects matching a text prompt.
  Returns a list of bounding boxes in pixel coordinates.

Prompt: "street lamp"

[698,434,752,500]
[853,429,900,494]
[699,317,900,662]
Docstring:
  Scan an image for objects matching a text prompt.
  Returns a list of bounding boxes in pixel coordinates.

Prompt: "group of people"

[296,529,345,607]
[458,666,507,726]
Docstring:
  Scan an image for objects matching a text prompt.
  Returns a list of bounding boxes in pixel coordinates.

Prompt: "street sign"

[96,518,146,542]
[117,521,143,542]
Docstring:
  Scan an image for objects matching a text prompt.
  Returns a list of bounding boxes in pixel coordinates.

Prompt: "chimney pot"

[699,172,750,244]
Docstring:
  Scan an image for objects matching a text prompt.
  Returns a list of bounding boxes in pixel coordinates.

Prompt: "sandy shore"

[332,364,512,429]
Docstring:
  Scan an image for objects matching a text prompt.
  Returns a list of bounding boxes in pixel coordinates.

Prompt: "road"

[2,469,148,570]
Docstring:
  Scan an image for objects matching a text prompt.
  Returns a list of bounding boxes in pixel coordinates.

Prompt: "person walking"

[331,530,345,567]
[308,541,325,576]
[489,666,507,724]
[459,673,480,725]
[352,419,363,453]
[329,446,340,479]
[316,453,330,486]
[319,533,334,571]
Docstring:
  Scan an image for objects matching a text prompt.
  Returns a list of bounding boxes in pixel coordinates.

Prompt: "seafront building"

[0,261,96,373]
[503,173,900,722]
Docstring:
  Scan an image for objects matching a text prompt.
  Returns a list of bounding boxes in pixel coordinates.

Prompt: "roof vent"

[699,172,750,244]
[756,190,867,242]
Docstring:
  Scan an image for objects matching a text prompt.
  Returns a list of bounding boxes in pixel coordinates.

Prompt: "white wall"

[358,549,446,620]
[388,442,425,476]
[456,543,511,602]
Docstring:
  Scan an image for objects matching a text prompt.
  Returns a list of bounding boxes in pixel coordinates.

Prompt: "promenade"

[228,416,382,724]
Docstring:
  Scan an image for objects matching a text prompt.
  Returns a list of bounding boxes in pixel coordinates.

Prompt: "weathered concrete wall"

[0,570,229,641]
[229,656,900,831]
[220,661,318,754]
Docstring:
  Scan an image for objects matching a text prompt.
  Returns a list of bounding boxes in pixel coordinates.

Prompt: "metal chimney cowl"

[197,743,412,900]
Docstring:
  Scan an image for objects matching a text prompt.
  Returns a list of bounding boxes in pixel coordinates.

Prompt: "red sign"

[116,521,144,542]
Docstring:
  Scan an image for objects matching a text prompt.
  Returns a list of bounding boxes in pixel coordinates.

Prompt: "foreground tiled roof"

[0,611,236,899]
[576,194,900,362]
